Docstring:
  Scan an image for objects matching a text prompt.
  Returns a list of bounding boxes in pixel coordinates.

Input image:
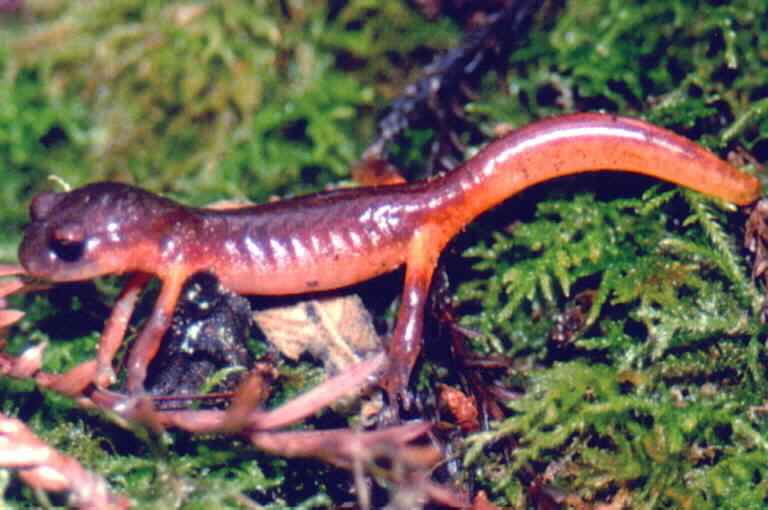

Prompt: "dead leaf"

[254,294,383,374]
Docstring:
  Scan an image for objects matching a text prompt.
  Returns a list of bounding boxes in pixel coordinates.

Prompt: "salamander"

[18,113,761,403]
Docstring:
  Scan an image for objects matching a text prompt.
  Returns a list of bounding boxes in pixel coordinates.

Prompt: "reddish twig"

[0,412,130,510]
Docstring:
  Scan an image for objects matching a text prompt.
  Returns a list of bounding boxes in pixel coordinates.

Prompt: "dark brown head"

[19,182,182,281]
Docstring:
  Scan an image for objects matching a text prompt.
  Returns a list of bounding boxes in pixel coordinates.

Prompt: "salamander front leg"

[94,272,151,388]
[125,269,186,394]
[382,229,440,410]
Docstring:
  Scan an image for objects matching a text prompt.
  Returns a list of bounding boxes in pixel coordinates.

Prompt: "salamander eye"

[49,224,86,263]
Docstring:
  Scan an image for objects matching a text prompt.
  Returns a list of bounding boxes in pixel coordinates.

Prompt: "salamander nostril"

[49,238,85,262]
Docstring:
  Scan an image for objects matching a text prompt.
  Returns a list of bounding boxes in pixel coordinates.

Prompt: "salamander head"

[19,182,179,281]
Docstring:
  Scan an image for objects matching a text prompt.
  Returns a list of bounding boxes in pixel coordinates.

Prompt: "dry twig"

[0,412,130,509]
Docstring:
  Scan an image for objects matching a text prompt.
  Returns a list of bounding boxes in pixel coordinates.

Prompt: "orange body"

[18,113,761,399]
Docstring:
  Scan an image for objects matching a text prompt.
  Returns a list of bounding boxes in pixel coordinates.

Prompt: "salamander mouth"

[18,225,44,275]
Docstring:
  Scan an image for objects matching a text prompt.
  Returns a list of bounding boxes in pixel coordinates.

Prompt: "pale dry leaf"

[253,294,383,374]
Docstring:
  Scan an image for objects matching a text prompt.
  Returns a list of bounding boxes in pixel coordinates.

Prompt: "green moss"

[453,1,768,506]
[466,362,767,509]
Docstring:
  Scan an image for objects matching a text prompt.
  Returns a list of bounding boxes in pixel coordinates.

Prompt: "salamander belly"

[214,228,410,296]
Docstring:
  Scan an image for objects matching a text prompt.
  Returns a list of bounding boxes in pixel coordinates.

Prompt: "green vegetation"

[2,0,767,508]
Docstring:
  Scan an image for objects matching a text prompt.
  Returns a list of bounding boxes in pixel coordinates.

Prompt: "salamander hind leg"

[381,227,441,412]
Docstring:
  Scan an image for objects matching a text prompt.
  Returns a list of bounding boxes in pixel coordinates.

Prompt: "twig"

[0,412,130,510]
